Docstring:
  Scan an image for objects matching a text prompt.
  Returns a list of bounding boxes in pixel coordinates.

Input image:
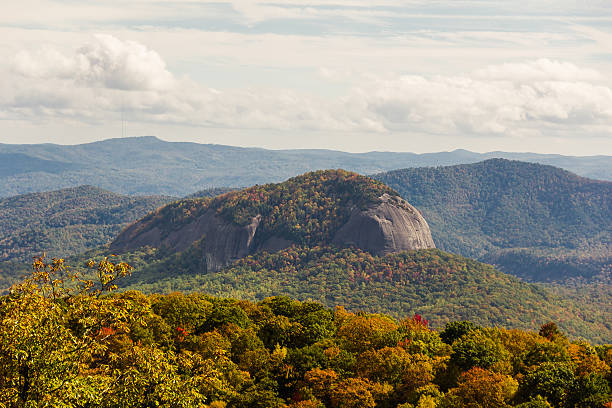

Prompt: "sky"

[0,0,611,155]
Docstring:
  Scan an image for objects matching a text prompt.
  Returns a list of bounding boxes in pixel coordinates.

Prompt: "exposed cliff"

[111,170,435,271]
[332,193,435,254]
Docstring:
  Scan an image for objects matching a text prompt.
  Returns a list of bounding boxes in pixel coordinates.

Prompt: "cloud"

[3,35,612,142]
[357,60,612,136]
[13,34,175,91]
[474,59,605,82]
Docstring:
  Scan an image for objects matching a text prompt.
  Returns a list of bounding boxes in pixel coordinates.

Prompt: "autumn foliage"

[0,258,609,407]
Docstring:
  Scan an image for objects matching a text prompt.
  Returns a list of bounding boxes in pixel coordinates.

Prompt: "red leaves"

[97,326,117,337]
[412,314,429,327]
[175,326,188,341]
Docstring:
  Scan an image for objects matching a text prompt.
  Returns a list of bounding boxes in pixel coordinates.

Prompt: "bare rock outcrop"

[111,193,435,272]
[111,210,271,272]
[332,193,435,255]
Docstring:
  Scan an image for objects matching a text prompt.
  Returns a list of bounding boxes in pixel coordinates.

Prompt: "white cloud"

[357,61,612,136]
[2,36,611,147]
[474,59,605,82]
[13,34,175,91]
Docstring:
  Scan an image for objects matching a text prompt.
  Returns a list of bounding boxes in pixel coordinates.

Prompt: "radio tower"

[121,101,125,138]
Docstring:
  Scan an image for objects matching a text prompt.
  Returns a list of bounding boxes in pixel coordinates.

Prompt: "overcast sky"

[1,0,611,154]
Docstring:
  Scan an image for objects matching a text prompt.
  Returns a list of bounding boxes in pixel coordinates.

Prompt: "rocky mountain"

[111,170,435,272]
[0,136,610,198]
[373,159,612,282]
[103,169,610,342]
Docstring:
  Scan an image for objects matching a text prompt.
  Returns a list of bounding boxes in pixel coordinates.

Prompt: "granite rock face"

[111,209,270,272]
[111,193,435,272]
[332,193,435,255]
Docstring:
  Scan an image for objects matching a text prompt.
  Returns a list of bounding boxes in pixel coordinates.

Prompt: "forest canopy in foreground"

[0,257,610,408]
[114,246,611,344]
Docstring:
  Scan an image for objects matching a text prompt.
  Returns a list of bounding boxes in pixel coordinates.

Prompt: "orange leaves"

[447,367,518,408]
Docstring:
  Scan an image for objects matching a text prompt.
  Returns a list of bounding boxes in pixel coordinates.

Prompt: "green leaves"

[1,256,610,407]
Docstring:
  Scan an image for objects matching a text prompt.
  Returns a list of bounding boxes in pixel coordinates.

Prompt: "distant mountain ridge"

[373,159,612,281]
[0,136,609,197]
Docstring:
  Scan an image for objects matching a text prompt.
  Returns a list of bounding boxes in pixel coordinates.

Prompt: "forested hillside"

[0,185,173,262]
[1,257,609,407]
[112,246,610,344]
[1,168,609,344]
[373,159,612,282]
[99,169,610,342]
[1,136,610,198]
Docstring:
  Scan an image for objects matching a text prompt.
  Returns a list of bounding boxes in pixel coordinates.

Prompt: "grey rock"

[111,193,435,272]
[332,193,435,255]
[111,210,267,272]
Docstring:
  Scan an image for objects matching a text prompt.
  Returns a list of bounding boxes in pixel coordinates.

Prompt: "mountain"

[373,159,612,282]
[111,170,435,272]
[0,152,79,176]
[0,185,174,263]
[0,136,610,198]
[102,170,609,342]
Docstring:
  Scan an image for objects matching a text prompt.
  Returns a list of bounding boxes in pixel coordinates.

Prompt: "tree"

[518,362,575,407]
[336,313,398,353]
[538,322,567,344]
[443,367,518,408]
[356,346,436,402]
[0,255,147,406]
[450,330,508,371]
[329,378,391,408]
[566,373,611,408]
[440,321,477,345]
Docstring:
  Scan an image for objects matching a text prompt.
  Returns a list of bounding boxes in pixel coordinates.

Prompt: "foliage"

[0,255,150,406]
[373,159,612,282]
[442,367,518,408]
[450,329,509,371]
[123,245,611,343]
[1,258,610,407]
[0,185,172,263]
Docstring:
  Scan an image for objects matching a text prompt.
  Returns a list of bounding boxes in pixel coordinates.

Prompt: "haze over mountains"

[0,136,610,198]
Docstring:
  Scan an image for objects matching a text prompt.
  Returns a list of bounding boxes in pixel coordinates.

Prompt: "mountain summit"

[111,170,435,271]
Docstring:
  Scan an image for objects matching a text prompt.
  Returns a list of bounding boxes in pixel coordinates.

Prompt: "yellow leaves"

[445,367,518,408]
[272,343,288,361]
[567,341,610,377]
[86,257,134,294]
[329,377,391,408]
[336,313,398,353]
[304,368,339,398]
